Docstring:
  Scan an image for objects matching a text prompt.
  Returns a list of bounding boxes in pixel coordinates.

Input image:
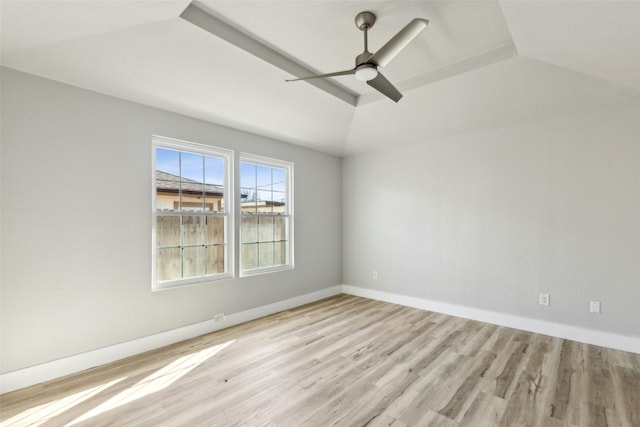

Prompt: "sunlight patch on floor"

[0,378,125,427]
[66,340,234,426]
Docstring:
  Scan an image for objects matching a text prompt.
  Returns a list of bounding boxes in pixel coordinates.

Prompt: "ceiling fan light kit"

[286,11,429,103]
[355,64,378,81]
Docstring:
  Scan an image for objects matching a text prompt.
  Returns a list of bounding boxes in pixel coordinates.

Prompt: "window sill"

[240,265,294,278]
[152,273,234,291]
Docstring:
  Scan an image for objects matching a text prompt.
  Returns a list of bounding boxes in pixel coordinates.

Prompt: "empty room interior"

[1,1,639,426]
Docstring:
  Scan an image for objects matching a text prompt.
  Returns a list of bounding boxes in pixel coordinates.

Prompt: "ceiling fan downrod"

[354,11,378,81]
[355,11,376,62]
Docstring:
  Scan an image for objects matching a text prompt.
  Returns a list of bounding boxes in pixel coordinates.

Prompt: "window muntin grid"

[153,137,232,289]
[240,157,293,275]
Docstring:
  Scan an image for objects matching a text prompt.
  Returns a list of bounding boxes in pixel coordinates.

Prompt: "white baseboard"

[0,286,342,394]
[342,285,640,355]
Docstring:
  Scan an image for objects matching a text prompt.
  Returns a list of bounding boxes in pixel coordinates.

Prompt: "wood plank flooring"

[1,294,639,426]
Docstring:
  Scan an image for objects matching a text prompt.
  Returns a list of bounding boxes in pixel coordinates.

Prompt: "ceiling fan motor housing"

[356,51,373,66]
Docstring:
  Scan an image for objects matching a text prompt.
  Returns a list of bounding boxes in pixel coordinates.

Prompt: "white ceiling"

[2,1,640,156]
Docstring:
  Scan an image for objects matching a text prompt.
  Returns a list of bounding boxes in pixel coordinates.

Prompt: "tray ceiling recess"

[180,2,516,107]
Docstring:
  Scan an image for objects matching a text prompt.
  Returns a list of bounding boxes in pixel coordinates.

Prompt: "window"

[152,136,233,289]
[240,154,293,275]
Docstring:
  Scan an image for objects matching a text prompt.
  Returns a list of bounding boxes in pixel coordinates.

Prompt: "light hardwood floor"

[1,294,639,426]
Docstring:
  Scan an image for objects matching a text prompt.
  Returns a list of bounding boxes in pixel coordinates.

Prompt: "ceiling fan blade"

[367,72,403,102]
[286,69,355,82]
[367,18,429,68]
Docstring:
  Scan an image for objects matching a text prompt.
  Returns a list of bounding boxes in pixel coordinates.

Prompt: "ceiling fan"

[286,11,429,103]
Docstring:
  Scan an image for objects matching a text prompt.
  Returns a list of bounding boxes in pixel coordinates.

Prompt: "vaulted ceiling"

[2,1,639,156]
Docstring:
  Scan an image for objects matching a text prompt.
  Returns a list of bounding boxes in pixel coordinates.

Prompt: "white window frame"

[239,153,294,277]
[152,135,234,290]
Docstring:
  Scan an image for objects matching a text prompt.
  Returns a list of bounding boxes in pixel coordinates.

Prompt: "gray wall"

[343,106,640,337]
[3,65,639,376]
[0,68,342,373]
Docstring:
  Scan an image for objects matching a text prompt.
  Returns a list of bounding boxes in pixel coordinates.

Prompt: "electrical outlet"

[539,293,550,306]
[589,301,601,314]
[213,313,225,322]
[372,271,378,280]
